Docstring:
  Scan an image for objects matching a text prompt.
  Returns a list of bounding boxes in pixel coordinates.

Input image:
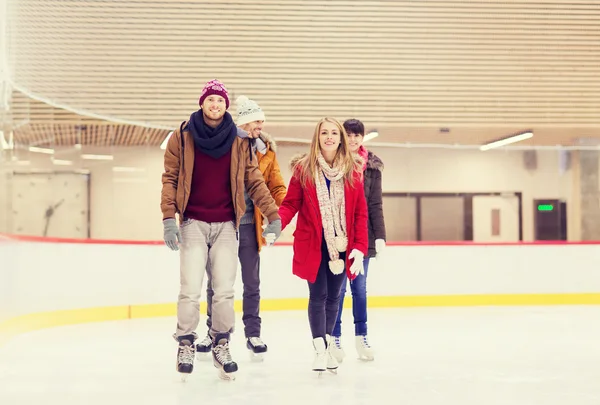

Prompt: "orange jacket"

[253,132,287,251]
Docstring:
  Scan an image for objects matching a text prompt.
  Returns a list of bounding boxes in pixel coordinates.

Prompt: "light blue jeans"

[174,219,239,342]
[332,258,370,337]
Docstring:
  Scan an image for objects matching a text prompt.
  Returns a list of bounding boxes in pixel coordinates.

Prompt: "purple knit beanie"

[199,79,230,109]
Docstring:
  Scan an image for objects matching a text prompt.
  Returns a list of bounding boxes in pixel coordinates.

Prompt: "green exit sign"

[537,204,554,211]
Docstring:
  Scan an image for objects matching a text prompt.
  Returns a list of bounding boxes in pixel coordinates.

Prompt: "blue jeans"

[332,258,370,337]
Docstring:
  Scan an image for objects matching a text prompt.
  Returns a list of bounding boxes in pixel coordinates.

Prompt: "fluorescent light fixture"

[273,137,311,144]
[112,166,146,173]
[52,159,73,166]
[113,178,149,184]
[364,131,379,142]
[81,154,114,160]
[28,146,55,154]
[160,131,174,150]
[480,131,533,151]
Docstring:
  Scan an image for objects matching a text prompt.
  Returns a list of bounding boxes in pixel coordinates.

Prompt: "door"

[472,195,520,242]
[420,196,465,241]
[382,195,418,241]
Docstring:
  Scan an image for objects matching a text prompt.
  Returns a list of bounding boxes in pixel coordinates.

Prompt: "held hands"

[262,219,282,247]
[375,239,386,260]
[348,249,365,276]
[163,218,181,251]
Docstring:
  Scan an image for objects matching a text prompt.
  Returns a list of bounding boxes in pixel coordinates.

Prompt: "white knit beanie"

[235,95,265,126]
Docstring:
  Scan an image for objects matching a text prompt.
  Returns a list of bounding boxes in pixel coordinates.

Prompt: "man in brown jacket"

[196,95,287,361]
[160,79,281,380]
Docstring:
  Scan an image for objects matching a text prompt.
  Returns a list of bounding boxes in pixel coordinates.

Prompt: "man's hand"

[262,219,282,246]
[163,218,181,251]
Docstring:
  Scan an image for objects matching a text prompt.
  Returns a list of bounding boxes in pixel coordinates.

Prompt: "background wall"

[0,144,577,242]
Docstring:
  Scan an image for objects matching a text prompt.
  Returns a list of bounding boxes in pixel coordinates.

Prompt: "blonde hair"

[294,117,362,187]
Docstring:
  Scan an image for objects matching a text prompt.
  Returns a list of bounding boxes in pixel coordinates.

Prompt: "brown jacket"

[160,122,280,229]
[252,132,287,251]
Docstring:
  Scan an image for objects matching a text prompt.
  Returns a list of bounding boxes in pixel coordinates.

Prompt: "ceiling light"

[364,131,379,142]
[28,146,54,154]
[81,154,114,160]
[160,131,173,150]
[480,131,533,151]
[52,159,73,166]
[273,137,311,144]
[112,166,146,173]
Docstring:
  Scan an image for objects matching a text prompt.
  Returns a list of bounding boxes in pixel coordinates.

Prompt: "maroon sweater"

[183,148,235,223]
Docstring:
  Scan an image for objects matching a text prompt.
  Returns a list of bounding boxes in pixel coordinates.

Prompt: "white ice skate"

[329,335,346,363]
[246,337,268,362]
[176,339,196,382]
[195,334,212,360]
[325,334,339,374]
[212,338,238,380]
[355,335,374,361]
[312,337,327,376]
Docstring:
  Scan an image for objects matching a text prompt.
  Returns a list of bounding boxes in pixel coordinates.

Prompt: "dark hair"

[343,119,365,136]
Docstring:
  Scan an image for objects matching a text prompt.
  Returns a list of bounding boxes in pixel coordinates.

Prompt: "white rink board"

[2,237,600,320]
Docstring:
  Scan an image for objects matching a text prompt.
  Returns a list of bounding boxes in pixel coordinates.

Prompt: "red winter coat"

[279,163,369,283]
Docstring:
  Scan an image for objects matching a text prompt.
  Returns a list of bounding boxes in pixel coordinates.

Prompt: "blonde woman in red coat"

[278,117,369,374]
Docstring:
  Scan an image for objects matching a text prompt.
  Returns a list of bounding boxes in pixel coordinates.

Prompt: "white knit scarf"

[315,154,347,274]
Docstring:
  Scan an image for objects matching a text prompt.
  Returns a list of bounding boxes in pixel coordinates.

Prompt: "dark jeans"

[332,258,370,337]
[206,223,261,338]
[307,241,347,340]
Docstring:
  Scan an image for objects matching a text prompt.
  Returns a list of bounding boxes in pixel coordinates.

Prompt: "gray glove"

[163,218,181,251]
[262,219,282,246]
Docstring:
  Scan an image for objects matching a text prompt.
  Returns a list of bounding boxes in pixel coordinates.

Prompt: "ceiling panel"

[4,0,599,132]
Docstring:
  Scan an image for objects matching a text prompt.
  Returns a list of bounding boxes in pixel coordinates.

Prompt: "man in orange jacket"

[196,95,287,361]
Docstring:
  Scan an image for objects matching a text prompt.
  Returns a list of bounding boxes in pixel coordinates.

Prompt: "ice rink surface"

[2,306,600,405]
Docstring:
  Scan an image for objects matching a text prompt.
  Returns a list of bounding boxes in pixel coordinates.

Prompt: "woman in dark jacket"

[330,119,386,362]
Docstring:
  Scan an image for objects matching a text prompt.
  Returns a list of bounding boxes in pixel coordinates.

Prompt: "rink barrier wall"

[2,234,600,345]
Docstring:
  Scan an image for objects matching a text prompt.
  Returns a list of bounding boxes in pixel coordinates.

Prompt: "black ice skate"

[212,336,238,380]
[176,336,196,382]
[195,333,212,359]
[246,337,268,362]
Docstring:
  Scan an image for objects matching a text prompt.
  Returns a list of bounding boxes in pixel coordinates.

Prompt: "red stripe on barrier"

[0,234,163,245]
[386,240,600,246]
[2,233,600,246]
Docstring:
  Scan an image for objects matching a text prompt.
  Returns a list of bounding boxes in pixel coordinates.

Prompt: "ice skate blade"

[313,367,326,376]
[327,368,338,374]
[179,373,190,382]
[218,369,236,381]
